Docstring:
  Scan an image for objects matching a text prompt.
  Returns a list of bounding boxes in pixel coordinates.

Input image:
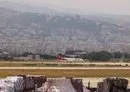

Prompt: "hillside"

[0,7,130,54]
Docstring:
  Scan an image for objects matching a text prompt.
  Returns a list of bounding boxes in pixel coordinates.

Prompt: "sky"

[1,0,130,15]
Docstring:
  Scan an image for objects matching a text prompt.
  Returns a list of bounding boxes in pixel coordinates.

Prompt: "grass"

[0,61,130,67]
[0,69,130,78]
[0,61,130,78]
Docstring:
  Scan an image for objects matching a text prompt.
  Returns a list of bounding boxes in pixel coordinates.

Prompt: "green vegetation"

[84,51,130,61]
[87,51,112,61]
[40,54,56,60]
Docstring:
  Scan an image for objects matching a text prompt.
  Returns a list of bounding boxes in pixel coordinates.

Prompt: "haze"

[1,0,130,15]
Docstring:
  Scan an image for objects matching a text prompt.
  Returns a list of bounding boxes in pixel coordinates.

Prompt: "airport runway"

[0,67,130,70]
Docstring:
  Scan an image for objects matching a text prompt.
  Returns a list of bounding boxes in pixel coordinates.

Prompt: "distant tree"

[112,52,122,59]
[40,54,56,60]
[124,53,130,59]
[22,52,33,57]
[88,51,112,61]
[112,52,130,59]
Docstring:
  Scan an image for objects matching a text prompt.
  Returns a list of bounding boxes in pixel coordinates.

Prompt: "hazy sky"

[1,0,130,15]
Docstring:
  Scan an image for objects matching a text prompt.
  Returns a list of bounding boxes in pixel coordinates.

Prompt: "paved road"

[1,61,130,65]
[0,67,130,69]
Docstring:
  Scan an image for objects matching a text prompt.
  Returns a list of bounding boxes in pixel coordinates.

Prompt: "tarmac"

[0,67,130,69]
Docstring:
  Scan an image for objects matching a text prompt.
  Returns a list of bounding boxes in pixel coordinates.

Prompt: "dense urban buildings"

[1,3,130,55]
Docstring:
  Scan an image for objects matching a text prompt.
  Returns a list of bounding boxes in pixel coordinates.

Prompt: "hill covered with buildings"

[0,4,130,55]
